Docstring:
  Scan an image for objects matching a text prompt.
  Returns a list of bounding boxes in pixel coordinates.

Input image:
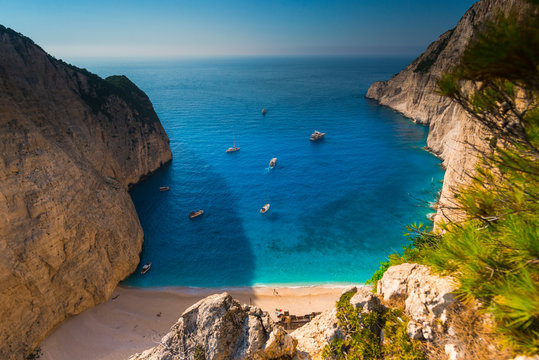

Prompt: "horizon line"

[60,53,418,62]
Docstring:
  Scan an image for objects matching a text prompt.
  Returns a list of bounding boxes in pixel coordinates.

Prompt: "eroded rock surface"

[0,25,172,359]
[291,308,339,360]
[291,286,380,360]
[378,263,456,342]
[366,0,532,224]
[130,293,297,360]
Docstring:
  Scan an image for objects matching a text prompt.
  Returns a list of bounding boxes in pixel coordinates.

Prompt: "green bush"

[323,293,425,359]
[369,5,539,354]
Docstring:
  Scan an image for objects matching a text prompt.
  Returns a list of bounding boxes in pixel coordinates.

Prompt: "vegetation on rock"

[322,292,425,360]
[370,2,539,355]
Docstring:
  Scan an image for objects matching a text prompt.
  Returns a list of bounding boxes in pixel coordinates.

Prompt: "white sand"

[39,285,353,360]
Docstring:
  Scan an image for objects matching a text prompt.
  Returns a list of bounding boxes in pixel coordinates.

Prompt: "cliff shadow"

[124,148,254,287]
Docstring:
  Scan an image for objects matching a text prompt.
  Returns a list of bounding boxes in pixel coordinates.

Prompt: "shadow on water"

[122,149,255,287]
[79,56,447,287]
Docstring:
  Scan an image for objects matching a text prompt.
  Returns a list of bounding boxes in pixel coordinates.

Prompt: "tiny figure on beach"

[273,288,279,296]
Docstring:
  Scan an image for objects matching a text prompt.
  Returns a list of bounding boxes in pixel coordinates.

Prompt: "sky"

[1,0,477,59]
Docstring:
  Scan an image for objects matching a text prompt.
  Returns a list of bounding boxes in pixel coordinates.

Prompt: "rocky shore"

[129,264,461,360]
[128,264,534,360]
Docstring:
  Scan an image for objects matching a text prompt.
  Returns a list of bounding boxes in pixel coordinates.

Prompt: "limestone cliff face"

[366,0,531,223]
[0,25,172,359]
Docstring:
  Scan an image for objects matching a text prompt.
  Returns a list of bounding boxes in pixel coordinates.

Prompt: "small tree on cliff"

[368,2,538,354]
[429,3,539,354]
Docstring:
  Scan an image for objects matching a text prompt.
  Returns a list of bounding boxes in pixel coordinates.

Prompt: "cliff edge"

[0,25,172,359]
[366,0,531,223]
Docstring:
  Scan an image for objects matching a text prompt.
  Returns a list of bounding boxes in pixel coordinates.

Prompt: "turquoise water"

[83,57,444,287]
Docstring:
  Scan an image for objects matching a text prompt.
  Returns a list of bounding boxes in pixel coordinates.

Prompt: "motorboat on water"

[141,262,151,274]
[269,157,277,167]
[260,203,270,214]
[310,131,325,141]
[159,186,170,192]
[189,209,204,219]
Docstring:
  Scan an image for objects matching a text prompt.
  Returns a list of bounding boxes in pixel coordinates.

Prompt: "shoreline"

[40,284,364,360]
[120,282,363,291]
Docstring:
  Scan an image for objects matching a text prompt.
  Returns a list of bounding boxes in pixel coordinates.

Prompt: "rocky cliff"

[130,293,297,360]
[0,25,172,359]
[366,0,532,223]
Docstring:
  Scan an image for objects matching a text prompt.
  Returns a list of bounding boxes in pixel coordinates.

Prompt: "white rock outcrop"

[130,293,297,360]
[291,308,340,360]
[377,263,456,341]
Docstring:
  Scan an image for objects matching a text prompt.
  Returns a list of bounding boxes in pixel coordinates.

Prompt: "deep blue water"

[81,57,444,287]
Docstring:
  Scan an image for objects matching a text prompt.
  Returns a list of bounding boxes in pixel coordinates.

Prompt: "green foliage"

[437,10,539,153]
[383,309,426,360]
[323,293,425,360]
[366,260,391,291]
[525,107,539,149]
[458,13,539,91]
[194,344,206,360]
[371,6,539,355]
[418,149,539,353]
[324,291,383,359]
[428,6,539,354]
[437,72,460,98]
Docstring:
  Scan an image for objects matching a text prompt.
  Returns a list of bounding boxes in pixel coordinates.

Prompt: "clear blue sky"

[2,0,476,59]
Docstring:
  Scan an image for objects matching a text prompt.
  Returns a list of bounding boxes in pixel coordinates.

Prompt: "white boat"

[226,128,240,153]
[189,210,204,219]
[310,131,325,141]
[269,158,277,167]
[260,203,270,214]
[141,262,151,274]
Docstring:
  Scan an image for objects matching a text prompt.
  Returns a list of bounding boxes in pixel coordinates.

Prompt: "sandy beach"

[39,285,354,360]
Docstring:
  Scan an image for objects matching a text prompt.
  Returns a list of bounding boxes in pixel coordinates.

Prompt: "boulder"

[130,293,296,360]
[350,287,384,314]
[378,263,456,340]
[291,308,340,360]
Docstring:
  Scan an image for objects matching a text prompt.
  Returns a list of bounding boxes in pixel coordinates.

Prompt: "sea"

[80,57,445,288]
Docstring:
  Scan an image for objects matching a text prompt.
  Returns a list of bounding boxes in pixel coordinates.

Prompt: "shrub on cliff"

[370,3,539,355]
[323,292,425,360]
[432,5,539,354]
